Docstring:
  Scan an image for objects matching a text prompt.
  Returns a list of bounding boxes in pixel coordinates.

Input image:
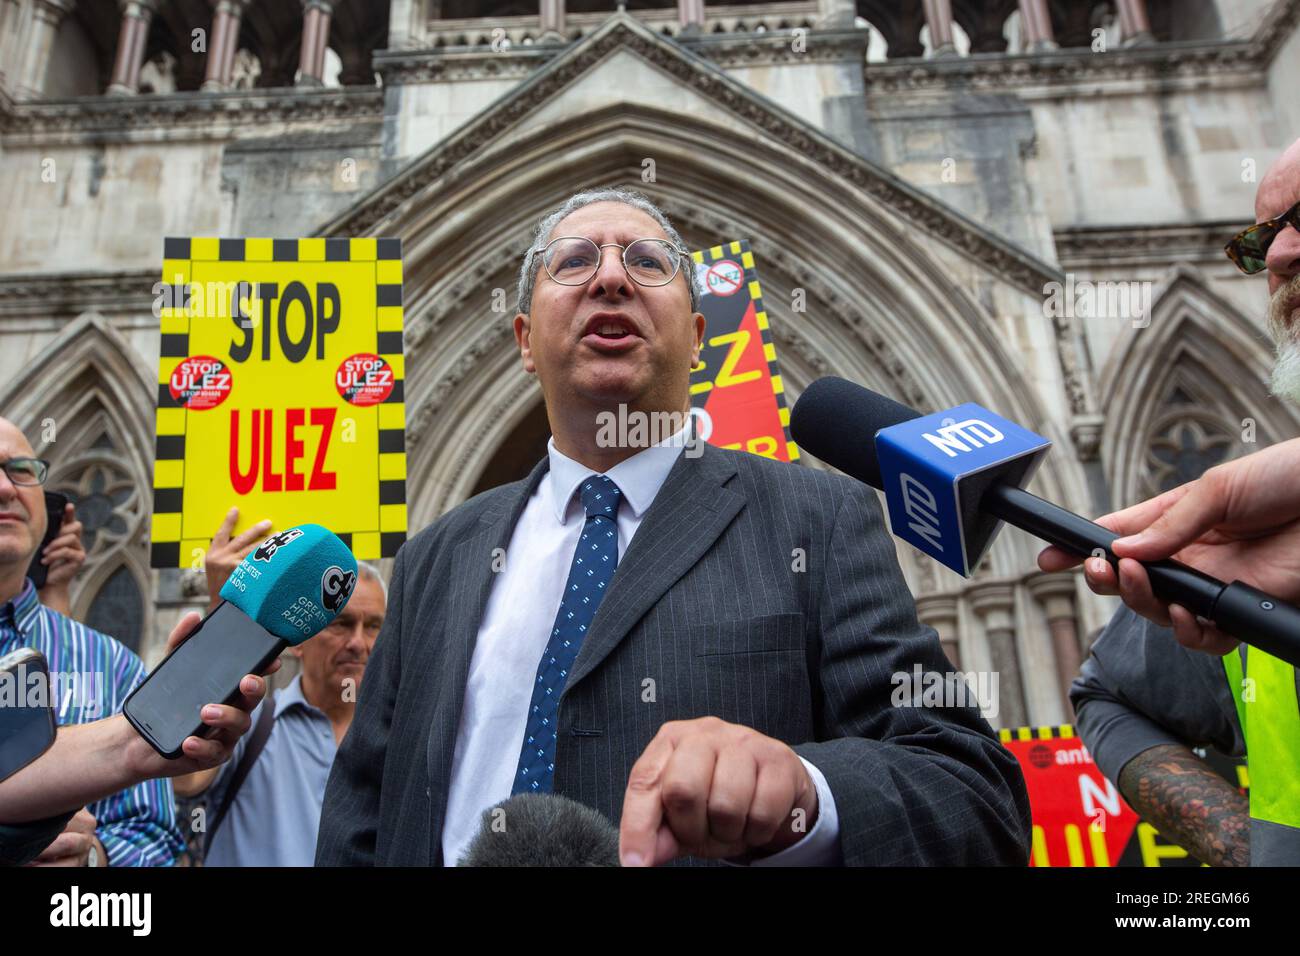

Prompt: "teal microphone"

[124,524,359,758]
[220,525,358,641]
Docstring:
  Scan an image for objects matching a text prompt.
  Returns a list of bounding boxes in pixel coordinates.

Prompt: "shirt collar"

[274,672,324,720]
[547,418,690,524]
[0,579,42,638]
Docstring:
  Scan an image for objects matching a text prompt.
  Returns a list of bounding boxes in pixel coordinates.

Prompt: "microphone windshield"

[458,793,621,867]
[218,524,358,644]
[790,376,921,488]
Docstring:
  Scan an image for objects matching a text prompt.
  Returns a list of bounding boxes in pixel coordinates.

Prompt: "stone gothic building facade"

[1,0,1298,729]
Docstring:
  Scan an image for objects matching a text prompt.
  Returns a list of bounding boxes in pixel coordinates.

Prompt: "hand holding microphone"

[790,377,1300,667]
[124,523,357,758]
[1039,437,1300,655]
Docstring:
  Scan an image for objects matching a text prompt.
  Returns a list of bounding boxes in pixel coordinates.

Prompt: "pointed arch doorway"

[470,400,552,496]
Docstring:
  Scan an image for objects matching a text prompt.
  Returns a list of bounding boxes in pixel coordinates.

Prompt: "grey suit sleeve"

[791,482,1032,865]
[1070,605,1242,785]
[315,544,408,866]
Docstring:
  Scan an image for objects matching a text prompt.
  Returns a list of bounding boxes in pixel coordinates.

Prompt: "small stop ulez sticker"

[336,353,394,407]
[169,355,232,411]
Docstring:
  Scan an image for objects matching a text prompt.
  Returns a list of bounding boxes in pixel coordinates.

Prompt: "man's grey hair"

[355,560,387,602]
[515,186,702,316]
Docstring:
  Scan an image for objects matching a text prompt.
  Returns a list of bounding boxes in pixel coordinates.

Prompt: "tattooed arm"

[1118,744,1250,866]
[1071,607,1248,864]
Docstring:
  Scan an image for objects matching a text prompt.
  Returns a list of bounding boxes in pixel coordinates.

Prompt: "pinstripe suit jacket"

[315,441,1031,866]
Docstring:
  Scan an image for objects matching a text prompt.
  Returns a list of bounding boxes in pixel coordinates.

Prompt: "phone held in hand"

[24,491,69,591]
[0,648,57,783]
[123,602,283,759]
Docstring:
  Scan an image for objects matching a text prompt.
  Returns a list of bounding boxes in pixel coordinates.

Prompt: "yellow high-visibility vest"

[1223,646,1300,840]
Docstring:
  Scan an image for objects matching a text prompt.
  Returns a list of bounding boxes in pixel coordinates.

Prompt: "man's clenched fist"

[619,717,817,866]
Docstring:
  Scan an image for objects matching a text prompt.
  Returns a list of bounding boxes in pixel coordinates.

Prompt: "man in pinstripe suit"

[315,187,1031,867]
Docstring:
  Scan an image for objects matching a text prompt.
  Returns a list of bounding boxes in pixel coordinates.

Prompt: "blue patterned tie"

[511,474,623,794]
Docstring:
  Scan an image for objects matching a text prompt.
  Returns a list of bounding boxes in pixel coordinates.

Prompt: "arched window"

[857,1,925,58]
[49,436,149,652]
[952,0,1018,54]
[45,0,116,96]
[1049,0,1115,49]
[1099,267,1300,507]
[1142,382,1237,496]
[0,313,156,654]
[84,565,145,654]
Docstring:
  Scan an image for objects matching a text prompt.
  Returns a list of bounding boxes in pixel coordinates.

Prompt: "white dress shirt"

[441,422,840,866]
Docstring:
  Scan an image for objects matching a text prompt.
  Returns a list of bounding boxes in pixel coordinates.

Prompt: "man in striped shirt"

[0,417,184,866]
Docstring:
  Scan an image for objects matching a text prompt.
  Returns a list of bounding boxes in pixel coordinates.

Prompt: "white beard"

[1266,278,1300,406]
[1270,337,1300,405]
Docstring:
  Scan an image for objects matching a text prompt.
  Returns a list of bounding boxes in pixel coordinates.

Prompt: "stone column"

[816,0,856,30]
[106,0,157,95]
[1115,0,1152,45]
[7,0,34,93]
[968,581,1028,728]
[201,0,247,91]
[539,0,565,41]
[1026,572,1083,719]
[387,0,419,50]
[15,0,75,98]
[296,0,332,87]
[677,0,704,35]
[1017,0,1056,51]
[921,0,956,56]
[0,0,22,85]
[916,594,961,670]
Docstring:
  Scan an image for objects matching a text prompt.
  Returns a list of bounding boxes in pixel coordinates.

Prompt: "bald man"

[0,417,184,866]
[1062,142,1300,867]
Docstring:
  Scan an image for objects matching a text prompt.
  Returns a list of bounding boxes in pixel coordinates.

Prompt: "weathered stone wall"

[1,2,1297,721]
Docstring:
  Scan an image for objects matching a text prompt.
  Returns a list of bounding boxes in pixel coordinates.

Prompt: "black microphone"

[457,793,621,867]
[790,376,1300,667]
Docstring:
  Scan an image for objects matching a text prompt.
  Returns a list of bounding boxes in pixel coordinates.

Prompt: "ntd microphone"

[791,376,1300,667]
[124,524,357,758]
[875,403,1049,575]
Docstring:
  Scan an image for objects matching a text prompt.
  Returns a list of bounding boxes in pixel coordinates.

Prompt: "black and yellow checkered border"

[690,240,799,462]
[998,724,1076,744]
[151,236,407,568]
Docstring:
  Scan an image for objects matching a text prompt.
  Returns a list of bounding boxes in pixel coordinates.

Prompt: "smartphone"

[25,491,69,590]
[123,602,283,759]
[0,648,58,783]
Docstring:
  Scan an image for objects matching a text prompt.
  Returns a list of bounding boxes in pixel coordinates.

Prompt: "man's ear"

[514,313,536,374]
[690,312,706,370]
[289,645,305,661]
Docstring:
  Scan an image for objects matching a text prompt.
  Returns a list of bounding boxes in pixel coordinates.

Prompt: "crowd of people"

[0,438,387,866]
[1,138,1299,866]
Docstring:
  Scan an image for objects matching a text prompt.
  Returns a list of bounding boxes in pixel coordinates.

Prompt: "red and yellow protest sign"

[150,237,407,568]
[690,240,797,462]
[1001,724,1247,866]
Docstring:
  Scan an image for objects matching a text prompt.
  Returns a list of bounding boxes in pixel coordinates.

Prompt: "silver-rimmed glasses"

[538,236,690,289]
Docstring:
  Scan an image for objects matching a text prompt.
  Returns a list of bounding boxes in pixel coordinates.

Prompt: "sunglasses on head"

[1225,199,1300,274]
